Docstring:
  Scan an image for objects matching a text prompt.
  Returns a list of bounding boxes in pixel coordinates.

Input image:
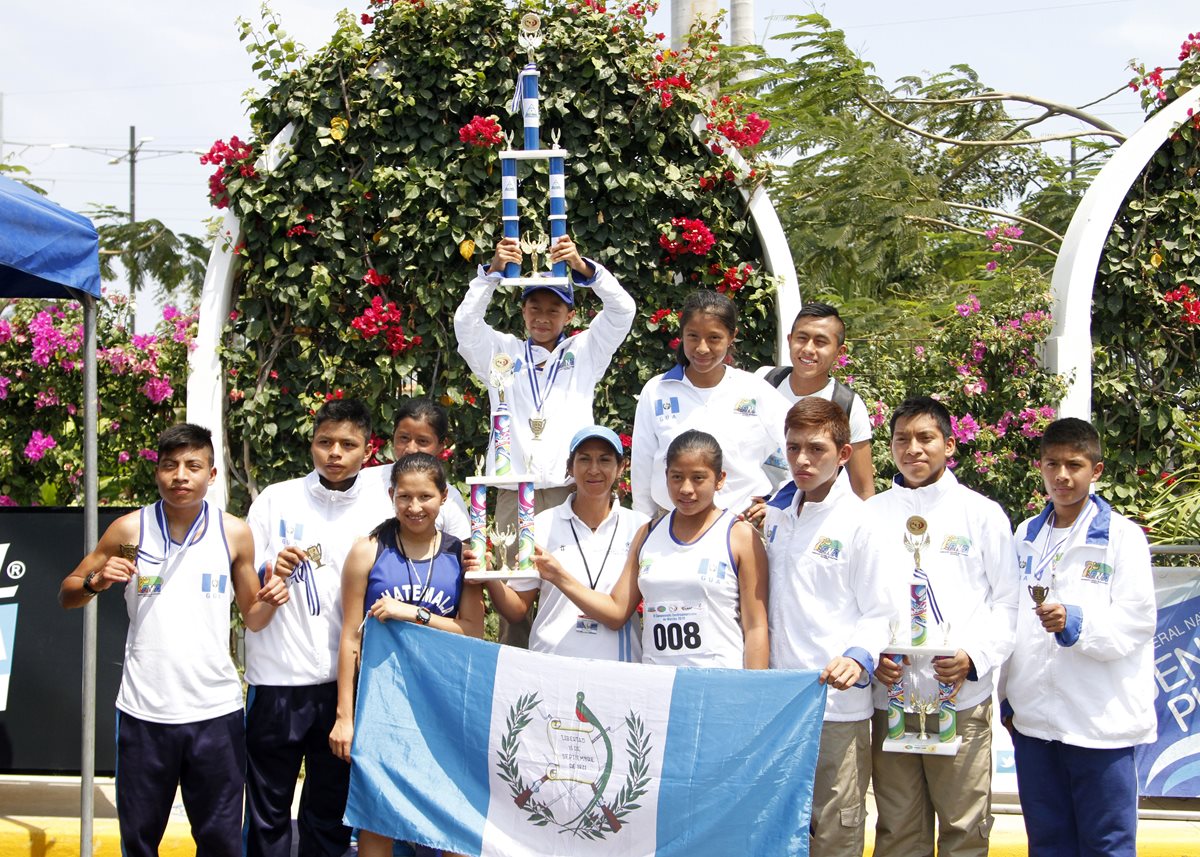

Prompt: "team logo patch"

[812,537,843,560]
[940,535,972,556]
[137,575,163,597]
[765,524,778,544]
[697,558,731,583]
[498,691,652,840]
[1081,561,1114,584]
[734,398,758,416]
[764,450,787,469]
[560,351,576,370]
[653,397,680,421]
[200,573,228,596]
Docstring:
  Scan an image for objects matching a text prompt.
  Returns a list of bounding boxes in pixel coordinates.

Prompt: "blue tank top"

[365,529,466,618]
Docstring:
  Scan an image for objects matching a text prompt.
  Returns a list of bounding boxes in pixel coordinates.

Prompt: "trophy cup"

[880,516,963,756]
[119,544,139,565]
[464,355,539,582]
[1028,583,1050,606]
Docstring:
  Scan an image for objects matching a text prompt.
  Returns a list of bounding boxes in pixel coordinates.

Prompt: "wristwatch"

[415,606,432,625]
[82,570,101,596]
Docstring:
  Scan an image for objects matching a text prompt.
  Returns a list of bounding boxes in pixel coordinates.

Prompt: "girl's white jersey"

[637,510,743,668]
[509,497,648,662]
[116,501,244,724]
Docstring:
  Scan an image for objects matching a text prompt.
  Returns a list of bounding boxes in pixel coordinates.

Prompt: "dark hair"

[314,399,372,442]
[1041,417,1102,464]
[784,398,851,449]
[665,429,723,475]
[889,396,953,440]
[370,452,448,541]
[791,302,846,346]
[675,290,738,367]
[393,398,450,442]
[157,423,214,466]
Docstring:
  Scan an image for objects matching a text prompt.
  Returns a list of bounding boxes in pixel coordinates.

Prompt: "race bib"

[645,601,706,655]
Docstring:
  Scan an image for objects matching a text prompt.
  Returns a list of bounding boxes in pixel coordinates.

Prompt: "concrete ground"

[1,775,1198,855]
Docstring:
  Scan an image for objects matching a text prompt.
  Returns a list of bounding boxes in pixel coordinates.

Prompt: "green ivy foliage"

[1094,53,1200,513]
[219,0,774,506]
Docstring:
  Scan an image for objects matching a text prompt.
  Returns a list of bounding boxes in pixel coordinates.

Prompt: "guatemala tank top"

[365,529,466,618]
[116,500,244,724]
[637,510,743,668]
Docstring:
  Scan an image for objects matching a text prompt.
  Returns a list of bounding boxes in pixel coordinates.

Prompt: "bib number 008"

[652,621,702,651]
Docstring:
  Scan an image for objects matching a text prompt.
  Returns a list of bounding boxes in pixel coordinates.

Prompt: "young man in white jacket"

[764,399,891,857]
[863,397,1017,857]
[1000,417,1156,856]
[243,399,392,857]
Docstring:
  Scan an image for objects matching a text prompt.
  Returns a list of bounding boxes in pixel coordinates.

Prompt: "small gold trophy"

[304,544,324,568]
[1028,584,1050,606]
[119,544,139,565]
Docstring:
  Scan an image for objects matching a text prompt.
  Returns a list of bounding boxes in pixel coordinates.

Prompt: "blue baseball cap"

[521,281,574,307]
[568,425,624,458]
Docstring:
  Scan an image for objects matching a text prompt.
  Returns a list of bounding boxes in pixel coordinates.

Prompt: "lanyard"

[140,501,207,566]
[568,514,619,591]
[524,340,564,417]
[291,558,322,616]
[398,532,441,607]
[1031,502,1091,582]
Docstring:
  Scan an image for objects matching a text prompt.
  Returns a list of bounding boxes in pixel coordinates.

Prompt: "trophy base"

[882,735,962,756]
[497,276,574,289]
[465,570,542,582]
[499,148,569,161]
[467,475,536,488]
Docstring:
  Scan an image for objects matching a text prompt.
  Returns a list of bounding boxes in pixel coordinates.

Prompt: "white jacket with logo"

[1001,496,1157,748]
[453,262,633,488]
[631,364,789,516]
[861,470,1018,712]
[764,470,891,721]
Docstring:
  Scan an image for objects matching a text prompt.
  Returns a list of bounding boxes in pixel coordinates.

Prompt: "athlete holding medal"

[536,429,769,669]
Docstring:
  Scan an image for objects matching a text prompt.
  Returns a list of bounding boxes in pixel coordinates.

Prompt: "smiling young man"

[1000,418,1155,856]
[242,399,392,857]
[759,303,876,498]
[858,396,1017,857]
[59,424,286,857]
[454,234,634,646]
[763,399,890,857]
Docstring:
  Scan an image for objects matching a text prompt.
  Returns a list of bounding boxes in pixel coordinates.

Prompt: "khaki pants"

[494,484,573,648]
[811,718,870,857]
[870,700,994,857]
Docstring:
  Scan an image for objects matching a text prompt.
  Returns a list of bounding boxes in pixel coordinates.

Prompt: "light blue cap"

[568,425,624,457]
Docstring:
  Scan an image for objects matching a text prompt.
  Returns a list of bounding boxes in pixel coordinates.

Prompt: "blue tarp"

[0,175,101,299]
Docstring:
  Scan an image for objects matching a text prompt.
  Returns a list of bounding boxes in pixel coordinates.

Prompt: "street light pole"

[129,125,136,222]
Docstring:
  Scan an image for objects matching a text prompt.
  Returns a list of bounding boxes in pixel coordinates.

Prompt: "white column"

[672,0,718,50]
[729,0,755,46]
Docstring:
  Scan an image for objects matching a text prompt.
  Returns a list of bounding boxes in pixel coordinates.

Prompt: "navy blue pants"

[244,683,351,857]
[116,709,245,857]
[1013,729,1138,857]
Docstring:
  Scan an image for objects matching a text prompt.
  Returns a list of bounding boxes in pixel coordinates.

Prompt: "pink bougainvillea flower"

[24,430,57,462]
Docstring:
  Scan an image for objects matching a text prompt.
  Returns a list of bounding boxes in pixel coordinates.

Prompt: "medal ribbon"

[510,64,537,113]
[912,567,944,625]
[524,340,564,421]
[140,501,208,566]
[1030,501,1092,582]
[291,559,321,617]
[568,514,619,591]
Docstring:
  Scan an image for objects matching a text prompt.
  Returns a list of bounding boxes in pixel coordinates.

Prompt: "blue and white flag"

[345,621,826,857]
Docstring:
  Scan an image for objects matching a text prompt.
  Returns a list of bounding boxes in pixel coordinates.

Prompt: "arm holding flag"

[368,583,486,638]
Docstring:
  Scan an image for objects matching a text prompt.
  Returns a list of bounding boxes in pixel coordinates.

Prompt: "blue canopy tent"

[0,174,103,854]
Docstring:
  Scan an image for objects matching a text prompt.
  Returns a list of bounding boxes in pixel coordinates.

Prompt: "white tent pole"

[80,292,98,856]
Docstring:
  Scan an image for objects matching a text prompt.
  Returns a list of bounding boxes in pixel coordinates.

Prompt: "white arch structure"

[187,120,802,505]
[1048,86,1200,418]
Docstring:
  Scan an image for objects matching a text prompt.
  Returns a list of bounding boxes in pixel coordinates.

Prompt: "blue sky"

[1,0,1191,244]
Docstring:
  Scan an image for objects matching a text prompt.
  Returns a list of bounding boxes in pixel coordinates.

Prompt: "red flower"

[361,13,374,24]
[619,433,632,448]
[362,268,392,288]
[458,115,505,148]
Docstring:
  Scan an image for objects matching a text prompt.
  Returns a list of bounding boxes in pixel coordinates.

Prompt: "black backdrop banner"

[0,507,134,774]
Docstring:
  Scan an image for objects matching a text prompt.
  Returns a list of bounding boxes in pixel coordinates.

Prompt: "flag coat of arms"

[345,622,827,856]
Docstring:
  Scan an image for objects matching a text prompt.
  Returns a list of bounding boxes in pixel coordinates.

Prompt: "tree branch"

[942,202,1064,241]
[904,215,1059,256]
[875,91,1127,136]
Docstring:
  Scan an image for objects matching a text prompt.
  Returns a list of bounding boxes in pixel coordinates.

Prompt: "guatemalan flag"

[345,621,827,856]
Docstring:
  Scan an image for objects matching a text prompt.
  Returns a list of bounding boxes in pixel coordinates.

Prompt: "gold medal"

[906,516,928,537]
[304,544,324,567]
[119,543,139,564]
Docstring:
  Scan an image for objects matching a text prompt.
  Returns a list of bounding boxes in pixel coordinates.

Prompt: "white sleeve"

[439,485,472,541]
[245,490,273,573]
[957,500,1018,679]
[631,379,660,516]
[847,520,894,660]
[848,393,874,445]
[575,262,634,374]
[453,273,521,378]
[1075,521,1156,662]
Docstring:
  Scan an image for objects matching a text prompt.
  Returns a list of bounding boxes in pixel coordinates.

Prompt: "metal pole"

[80,293,99,855]
[128,125,136,222]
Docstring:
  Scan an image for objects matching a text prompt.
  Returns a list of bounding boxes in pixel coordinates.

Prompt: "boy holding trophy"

[1001,417,1156,856]
[763,399,891,856]
[862,397,1017,857]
